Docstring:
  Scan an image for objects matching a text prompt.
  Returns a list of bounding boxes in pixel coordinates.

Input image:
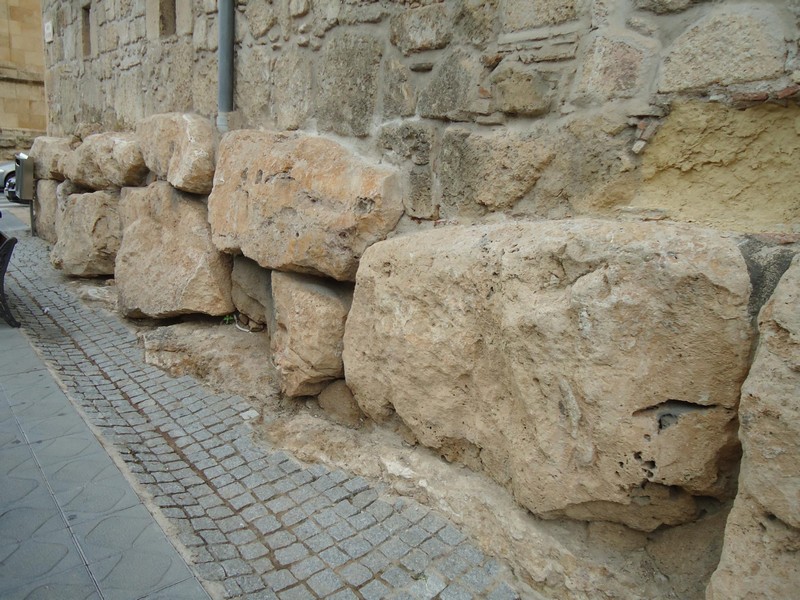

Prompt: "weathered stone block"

[379,122,435,166]
[245,0,276,38]
[30,136,76,181]
[135,112,216,195]
[116,182,234,318]
[34,179,59,244]
[659,5,786,92]
[383,59,417,118]
[418,49,483,121]
[51,190,121,277]
[208,130,404,282]
[737,255,800,527]
[54,180,86,235]
[344,220,752,530]
[316,33,382,137]
[273,50,313,131]
[62,132,148,190]
[318,380,364,428]
[571,34,655,104]
[272,271,352,398]
[491,61,553,116]
[232,255,274,329]
[390,4,452,55]
[635,0,702,14]
[500,0,578,31]
[436,127,555,217]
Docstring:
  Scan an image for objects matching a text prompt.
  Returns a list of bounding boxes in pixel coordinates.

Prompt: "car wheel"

[4,174,19,202]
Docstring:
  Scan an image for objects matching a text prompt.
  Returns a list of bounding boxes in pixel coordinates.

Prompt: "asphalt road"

[0,193,31,233]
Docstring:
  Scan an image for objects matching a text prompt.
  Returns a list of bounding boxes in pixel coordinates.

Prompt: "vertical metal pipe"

[217,0,234,132]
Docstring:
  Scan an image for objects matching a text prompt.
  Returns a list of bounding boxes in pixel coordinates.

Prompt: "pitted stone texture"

[135,113,216,195]
[383,59,417,119]
[491,61,554,116]
[272,271,353,398]
[232,256,274,329]
[634,0,702,14]
[273,50,313,131]
[51,190,121,277]
[572,34,656,104]
[116,181,233,318]
[659,5,787,92]
[54,180,86,235]
[30,135,76,180]
[344,220,752,531]
[208,130,404,282]
[706,255,800,599]
[418,49,484,121]
[62,132,148,190]
[736,254,800,527]
[500,0,579,31]
[436,127,555,217]
[318,380,364,428]
[706,491,800,600]
[316,33,382,137]
[390,4,452,55]
[34,179,59,244]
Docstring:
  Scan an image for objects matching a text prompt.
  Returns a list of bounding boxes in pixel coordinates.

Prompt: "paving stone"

[255,515,282,535]
[319,545,350,569]
[340,534,372,559]
[380,536,411,560]
[305,532,336,553]
[277,584,315,600]
[306,568,344,596]
[275,542,310,566]
[267,530,298,550]
[381,565,415,588]
[360,579,391,600]
[264,569,298,592]
[290,555,325,580]
[486,582,521,600]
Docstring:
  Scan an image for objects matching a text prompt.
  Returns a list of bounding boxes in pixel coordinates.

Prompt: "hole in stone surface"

[658,413,678,430]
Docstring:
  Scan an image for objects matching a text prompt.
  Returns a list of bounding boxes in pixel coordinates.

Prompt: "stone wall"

[34,1,800,598]
[41,0,800,232]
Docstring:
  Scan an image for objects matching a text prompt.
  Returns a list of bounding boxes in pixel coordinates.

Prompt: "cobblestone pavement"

[6,234,524,600]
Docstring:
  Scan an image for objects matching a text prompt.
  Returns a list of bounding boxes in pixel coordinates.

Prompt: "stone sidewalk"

[2,233,524,600]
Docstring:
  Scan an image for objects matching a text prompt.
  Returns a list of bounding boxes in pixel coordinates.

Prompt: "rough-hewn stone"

[51,190,121,277]
[231,256,274,329]
[659,5,787,92]
[316,33,382,137]
[30,136,76,181]
[54,180,86,235]
[572,34,655,104]
[491,61,554,116]
[383,59,417,119]
[208,130,404,282]
[34,179,59,244]
[418,49,484,121]
[271,271,352,398]
[272,50,313,131]
[317,380,364,428]
[706,492,800,600]
[244,0,276,38]
[436,127,555,217]
[116,182,233,318]
[634,0,700,14]
[135,112,216,194]
[634,102,800,233]
[500,0,578,31]
[379,122,435,166]
[390,4,452,55]
[62,132,148,190]
[344,220,752,530]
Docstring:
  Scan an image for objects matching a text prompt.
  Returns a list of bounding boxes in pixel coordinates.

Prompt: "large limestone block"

[344,220,753,530]
[30,136,76,180]
[272,271,352,398]
[62,132,148,190]
[706,255,800,598]
[390,4,452,55]
[208,130,404,282]
[116,182,234,318]
[54,180,85,235]
[737,254,800,526]
[706,491,800,600]
[135,113,216,194]
[34,179,59,244]
[51,190,121,277]
[659,5,787,92]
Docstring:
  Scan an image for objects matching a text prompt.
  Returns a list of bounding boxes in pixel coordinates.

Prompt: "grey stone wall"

[41,0,799,226]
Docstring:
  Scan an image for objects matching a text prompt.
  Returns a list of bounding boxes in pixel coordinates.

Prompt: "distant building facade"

[0,0,46,159]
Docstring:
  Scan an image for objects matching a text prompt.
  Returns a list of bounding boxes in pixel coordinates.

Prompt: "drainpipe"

[217,0,234,132]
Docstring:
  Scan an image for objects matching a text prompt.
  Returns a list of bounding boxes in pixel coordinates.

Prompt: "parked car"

[0,160,16,202]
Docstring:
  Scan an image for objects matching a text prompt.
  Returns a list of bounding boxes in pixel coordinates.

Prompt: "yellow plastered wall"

[0,0,46,132]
